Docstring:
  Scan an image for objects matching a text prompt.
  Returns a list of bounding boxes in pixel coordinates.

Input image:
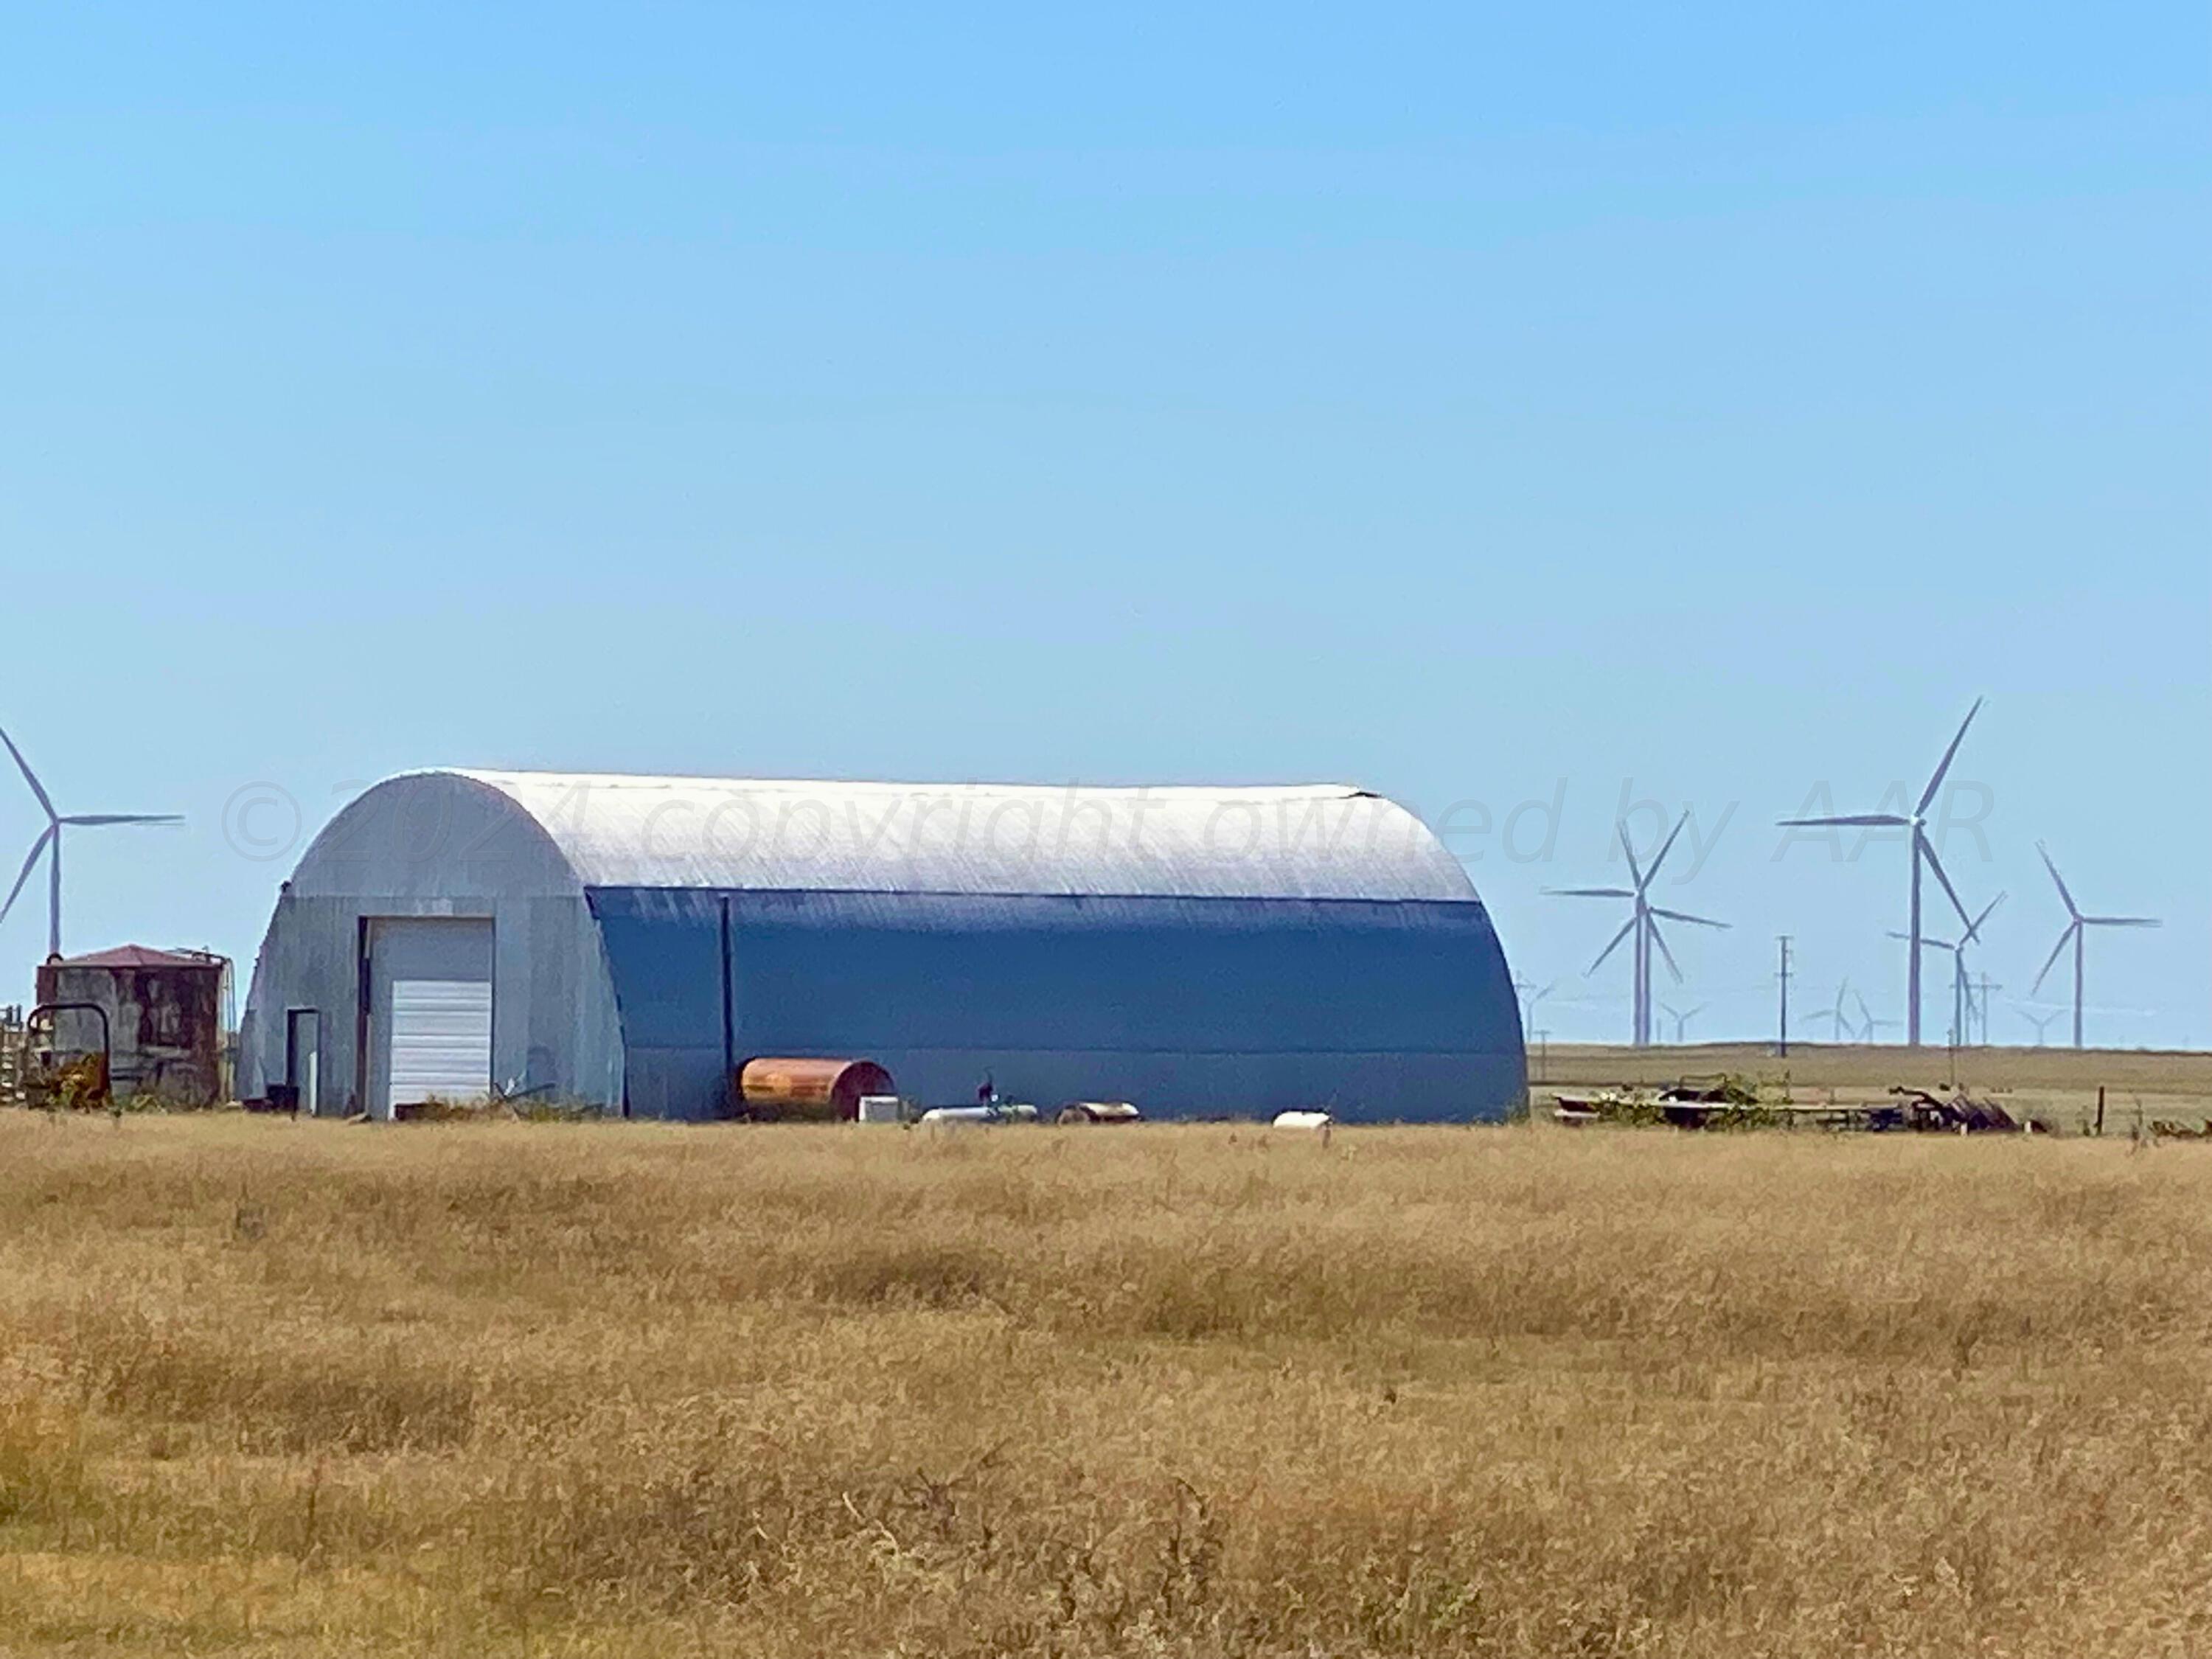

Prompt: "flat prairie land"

[1539,1042,2212,1133]
[1,1114,2209,1658]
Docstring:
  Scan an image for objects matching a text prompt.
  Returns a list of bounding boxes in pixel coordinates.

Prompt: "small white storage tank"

[918,1103,1039,1127]
[1272,1110,1335,1132]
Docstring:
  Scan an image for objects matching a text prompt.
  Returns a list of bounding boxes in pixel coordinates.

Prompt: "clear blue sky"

[4,4,2206,1046]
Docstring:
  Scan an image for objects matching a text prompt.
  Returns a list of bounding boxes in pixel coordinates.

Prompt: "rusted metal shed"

[35,945,229,1107]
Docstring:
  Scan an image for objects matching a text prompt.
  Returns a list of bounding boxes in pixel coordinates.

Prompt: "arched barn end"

[237,772,1526,1122]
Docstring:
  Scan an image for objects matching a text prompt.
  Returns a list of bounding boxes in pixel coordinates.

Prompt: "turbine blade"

[1648,919,1683,984]
[1615,821,1644,893]
[1588,914,1637,975]
[1775,814,1912,828]
[1643,811,1689,888]
[0,826,55,930]
[1649,907,1728,929]
[1961,891,2005,942]
[1916,696,1983,816]
[2084,916,2161,928]
[2036,841,2080,921]
[0,724,56,821]
[1917,830,1974,930]
[60,813,184,827]
[2029,926,2074,995]
[1543,887,1636,899]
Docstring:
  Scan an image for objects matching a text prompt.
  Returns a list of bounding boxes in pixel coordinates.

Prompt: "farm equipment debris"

[1554,1077,2027,1134]
[2149,1119,2212,1142]
[1056,1101,1142,1124]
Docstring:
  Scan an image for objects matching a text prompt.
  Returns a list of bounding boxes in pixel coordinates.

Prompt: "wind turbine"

[1548,814,1728,1046]
[1851,990,1896,1044]
[2015,1006,2062,1047]
[2031,841,2158,1049]
[1801,978,1854,1040]
[1888,892,2003,1049]
[1658,1001,1706,1043]
[0,724,184,959]
[1778,699,1983,1045]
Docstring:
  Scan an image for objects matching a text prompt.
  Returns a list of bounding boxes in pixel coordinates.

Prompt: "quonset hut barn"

[237,771,1523,1121]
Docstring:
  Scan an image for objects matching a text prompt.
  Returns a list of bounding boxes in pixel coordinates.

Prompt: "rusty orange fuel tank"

[735,1057,896,1121]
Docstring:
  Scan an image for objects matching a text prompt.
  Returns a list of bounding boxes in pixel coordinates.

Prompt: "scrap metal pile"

[1554,1078,2024,1134]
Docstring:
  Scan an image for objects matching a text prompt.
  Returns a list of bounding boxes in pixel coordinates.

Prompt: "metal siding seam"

[719,893,734,1110]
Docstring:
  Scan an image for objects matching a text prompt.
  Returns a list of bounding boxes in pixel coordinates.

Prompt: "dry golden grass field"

[3,1109,2211,1657]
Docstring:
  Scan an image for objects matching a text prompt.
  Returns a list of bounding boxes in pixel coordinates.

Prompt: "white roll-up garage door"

[368,918,495,1116]
[389,978,494,1108]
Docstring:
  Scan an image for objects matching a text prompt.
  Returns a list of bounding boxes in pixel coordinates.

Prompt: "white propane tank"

[1271,1110,1335,1132]
[918,1105,997,1127]
[917,1103,1040,1127]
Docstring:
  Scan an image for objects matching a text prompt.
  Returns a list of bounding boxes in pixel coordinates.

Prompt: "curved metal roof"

[437,771,1478,903]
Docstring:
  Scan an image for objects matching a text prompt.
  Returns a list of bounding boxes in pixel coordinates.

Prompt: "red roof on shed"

[52,945,223,971]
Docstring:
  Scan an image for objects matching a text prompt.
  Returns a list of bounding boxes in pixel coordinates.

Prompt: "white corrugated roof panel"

[448,771,1475,903]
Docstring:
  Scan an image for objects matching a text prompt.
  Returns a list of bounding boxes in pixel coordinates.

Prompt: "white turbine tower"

[1801,978,1853,1040]
[2031,841,2159,1050]
[0,724,184,959]
[1548,814,1728,1047]
[1777,698,1983,1046]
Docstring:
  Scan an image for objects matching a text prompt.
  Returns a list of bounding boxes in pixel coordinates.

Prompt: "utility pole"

[1775,935,1793,1057]
[1512,975,1541,1036]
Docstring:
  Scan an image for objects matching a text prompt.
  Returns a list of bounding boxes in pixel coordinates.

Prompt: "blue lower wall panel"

[588,888,1524,1123]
